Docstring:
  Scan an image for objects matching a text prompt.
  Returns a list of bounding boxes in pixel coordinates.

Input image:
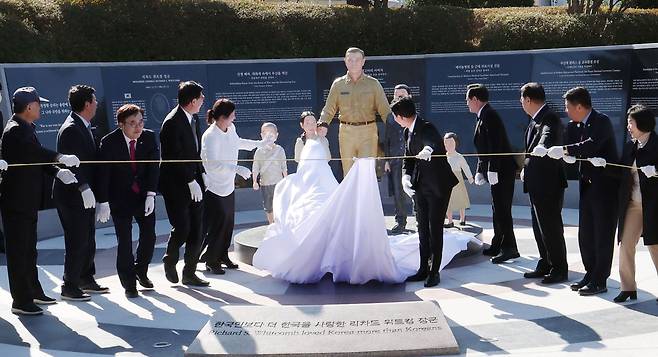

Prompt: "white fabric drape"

[253,139,478,284]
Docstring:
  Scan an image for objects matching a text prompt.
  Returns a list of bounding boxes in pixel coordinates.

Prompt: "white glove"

[520,168,524,182]
[589,157,606,167]
[236,165,251,180]
[487,171,499,185]
[415,146,433,161]
[55,169,78,184]
[640,165,657,178]
[58,154,80,167]
[188,180,203,202]
[530,145,548,157]
[144,195,155,216]
[96,202,110,223]
[563,156,577,164]
[0,160,7,170]
[474,172,486,186]
[81,188,96,209]
[401,174,415,198]
[547,146,564,160]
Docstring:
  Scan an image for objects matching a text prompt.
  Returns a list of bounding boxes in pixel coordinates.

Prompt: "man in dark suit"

[1,87,80,315]
[519,82,568,284]
[392,96,458,287]
[383,84,412,233]
[547,87,619,296]
[54,84,108,301]
[159,81,209,287]
[96,104,160,298]
[467,84,520,264]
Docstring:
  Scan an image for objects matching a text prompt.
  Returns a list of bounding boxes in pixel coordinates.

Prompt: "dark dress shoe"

[164,262,179,284]
[61,287,91,301]
[613,291,637,303]
[424,273,440,287]
[491,251,520,264]
[406,270,428,282]
[459,220,466,226]
[221,258,239,269]
[206,263,226,275]
[541,274,568,284]
[443,222,454,228]
[482,247,500,257]
[390,223,405,234]
[524,270,549,279]
[80,282,109,294]
[33,294,57,305]
[11,302,43,315]
[182,274,210,287]
[125,289,139,298]
[578,283,607,296]
[136,273,154,289]
[570,279,589,291]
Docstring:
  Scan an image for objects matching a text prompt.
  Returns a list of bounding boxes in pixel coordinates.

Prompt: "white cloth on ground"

[253,139,479,284]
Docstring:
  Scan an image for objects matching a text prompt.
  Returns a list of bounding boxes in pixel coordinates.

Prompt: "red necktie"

[130,140,140,194]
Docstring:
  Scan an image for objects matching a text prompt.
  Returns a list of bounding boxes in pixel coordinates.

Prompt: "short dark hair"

[520,82,546,102]
[390,96,416,118]
[178,81,204,107]
[299,110,316,125]
[563,87,592,108]
[627,104,656,133]
[12,100,28,114]
[116,104,144,124]
[444,132,459,147]
[206,98,235,124]
[394,84,411,95]
[466,83,489,102]
[317,121,329,129]
[68,84,95,112]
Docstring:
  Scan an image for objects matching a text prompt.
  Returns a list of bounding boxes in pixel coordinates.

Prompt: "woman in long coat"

[615,104,658,303]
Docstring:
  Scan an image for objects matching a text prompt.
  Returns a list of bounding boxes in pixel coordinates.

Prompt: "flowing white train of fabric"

[252,139,480,284]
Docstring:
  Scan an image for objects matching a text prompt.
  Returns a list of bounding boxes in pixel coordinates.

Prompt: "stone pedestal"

[186,301,459,356]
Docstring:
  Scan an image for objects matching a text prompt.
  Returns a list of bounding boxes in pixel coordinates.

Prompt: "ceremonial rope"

[4,152,640,171]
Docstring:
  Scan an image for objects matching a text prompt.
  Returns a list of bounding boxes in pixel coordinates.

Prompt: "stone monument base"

[186,301,459,356]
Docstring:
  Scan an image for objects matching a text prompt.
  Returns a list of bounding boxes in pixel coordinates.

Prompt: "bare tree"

[567,0,637,14]
[346,0,389,8]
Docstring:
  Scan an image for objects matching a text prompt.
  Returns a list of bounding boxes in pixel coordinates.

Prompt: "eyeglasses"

[124,120,145,128]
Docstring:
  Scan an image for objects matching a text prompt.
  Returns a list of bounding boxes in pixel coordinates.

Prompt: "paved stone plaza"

[1,204,658,356]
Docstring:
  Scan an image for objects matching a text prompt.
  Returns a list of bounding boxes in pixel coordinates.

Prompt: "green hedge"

[475,7,658,50]
[1,1,658,63]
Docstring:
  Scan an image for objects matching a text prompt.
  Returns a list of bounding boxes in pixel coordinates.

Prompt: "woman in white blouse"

[200,98,269,274]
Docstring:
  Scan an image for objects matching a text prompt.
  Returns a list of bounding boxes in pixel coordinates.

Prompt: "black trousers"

[579,181,618,286]
[202,191,235,264]
[1,209,46,305]
[415,189,450,274]
[111,196,156,290]
[162,195,203,275]
[489,169,518,254]
[529,191,568,275]
[388,162,409,225]
[0,227,5,252]
[56,200,96,288]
